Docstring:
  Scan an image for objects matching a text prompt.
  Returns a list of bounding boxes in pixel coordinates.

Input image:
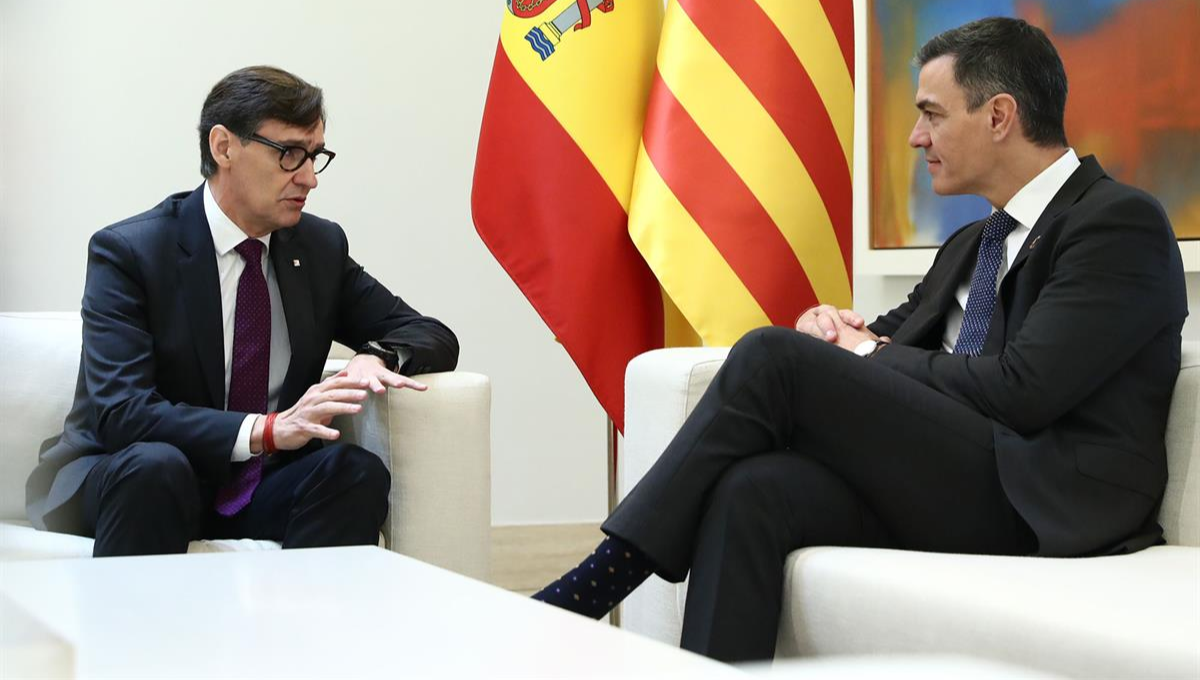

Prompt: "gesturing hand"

[254,356,430,453]
[269,374,371,451]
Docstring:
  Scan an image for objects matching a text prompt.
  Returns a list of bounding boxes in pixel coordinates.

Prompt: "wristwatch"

[852,339,878,357]
[357,341,400,372]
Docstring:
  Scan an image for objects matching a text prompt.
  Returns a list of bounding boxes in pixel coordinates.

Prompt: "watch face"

[854,340,877,357]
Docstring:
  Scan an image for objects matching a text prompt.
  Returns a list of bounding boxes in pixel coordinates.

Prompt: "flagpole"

[607,416,618,515]
[607,415,621,628]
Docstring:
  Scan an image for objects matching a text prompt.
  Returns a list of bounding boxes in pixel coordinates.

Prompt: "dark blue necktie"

[954,210,1018,356]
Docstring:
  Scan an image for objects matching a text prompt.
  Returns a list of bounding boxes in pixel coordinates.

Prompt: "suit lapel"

[1006,155,1107,280]
[270,227,316,409]
[176,186,226,408]
[894,225,982,345]
[929,230,980,317]
[981,157,1105,353]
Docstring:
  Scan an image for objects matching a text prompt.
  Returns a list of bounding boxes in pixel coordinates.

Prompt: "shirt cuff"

[396,347,412,371]
[231,413,260,462]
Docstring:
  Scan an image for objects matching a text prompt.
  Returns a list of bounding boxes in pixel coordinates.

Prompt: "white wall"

[2,1,1194,527]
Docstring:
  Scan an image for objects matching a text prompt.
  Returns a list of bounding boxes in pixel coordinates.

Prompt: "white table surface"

[2,592,75,679]
[0,546,743,679]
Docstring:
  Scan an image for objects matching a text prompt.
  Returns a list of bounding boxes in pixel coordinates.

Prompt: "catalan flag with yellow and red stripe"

[628,0,855,346]
[472,1,684,431]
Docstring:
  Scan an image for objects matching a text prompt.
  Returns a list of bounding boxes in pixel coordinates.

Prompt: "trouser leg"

[82,442,203,557]
[679,452,893,662]
[209,443,390,548]
[604,326,1033,580]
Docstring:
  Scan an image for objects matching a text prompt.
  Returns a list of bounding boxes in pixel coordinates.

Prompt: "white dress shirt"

[941,149,1080,353]
[203,182,292,461]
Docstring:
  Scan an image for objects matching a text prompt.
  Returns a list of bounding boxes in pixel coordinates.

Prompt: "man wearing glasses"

[25,66,459,556]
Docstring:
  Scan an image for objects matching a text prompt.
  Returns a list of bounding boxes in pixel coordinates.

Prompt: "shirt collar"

[203,181,271,257]
[1000,148,1080,229]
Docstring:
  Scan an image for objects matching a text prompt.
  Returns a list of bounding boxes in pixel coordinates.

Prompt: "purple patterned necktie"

[954,210,1018,356]
[214,239,271,516]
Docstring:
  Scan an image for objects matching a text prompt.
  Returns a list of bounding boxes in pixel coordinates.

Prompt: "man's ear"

[209,124,236,170]
[989,93,1019,142]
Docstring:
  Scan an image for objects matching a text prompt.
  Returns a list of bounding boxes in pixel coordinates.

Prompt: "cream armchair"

[618,342,1200,679]
[0,312,491,582]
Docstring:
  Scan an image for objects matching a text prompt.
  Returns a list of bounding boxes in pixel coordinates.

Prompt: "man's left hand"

[343,354,428,395]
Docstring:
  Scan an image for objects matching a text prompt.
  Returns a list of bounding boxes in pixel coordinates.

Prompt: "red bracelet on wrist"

[263,412,279,455]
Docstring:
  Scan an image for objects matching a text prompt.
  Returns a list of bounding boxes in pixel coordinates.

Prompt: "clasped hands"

[794,304,889,351]
[251,353,426,454]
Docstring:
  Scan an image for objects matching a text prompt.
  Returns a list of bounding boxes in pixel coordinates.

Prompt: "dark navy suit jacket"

[869,156,1188,556]
[26,185,459,533]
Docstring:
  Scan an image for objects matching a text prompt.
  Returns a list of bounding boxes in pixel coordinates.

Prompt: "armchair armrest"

[619,347,729,643]
[620,348,730,500]
[326,361,492,582]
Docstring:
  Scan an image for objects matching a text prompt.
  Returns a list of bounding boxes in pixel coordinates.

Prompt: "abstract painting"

[870,0,1200,247]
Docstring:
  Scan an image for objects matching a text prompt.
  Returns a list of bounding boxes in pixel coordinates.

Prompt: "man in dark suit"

[25,66,459,557]
[532,17,1188,661]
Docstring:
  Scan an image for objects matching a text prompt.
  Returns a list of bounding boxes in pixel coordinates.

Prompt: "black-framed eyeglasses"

[245,133,336,174]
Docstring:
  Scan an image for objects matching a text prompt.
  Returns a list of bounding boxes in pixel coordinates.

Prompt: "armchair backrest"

[0,313,82,521]
[1161,341,1200,546]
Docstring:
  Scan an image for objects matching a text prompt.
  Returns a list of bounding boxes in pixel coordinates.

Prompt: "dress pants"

[82,441,390,557]
[603,327,1036,662]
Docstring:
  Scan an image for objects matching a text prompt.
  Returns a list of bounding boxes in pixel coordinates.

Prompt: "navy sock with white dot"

[532,535,654,619]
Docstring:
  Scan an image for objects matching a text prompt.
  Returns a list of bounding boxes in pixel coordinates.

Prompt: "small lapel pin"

[1028,236,1042,251]
[293,259,301,267]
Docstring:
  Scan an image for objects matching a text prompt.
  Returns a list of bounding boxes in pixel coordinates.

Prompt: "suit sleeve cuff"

[396,347,412,372]
[231,414,259,462]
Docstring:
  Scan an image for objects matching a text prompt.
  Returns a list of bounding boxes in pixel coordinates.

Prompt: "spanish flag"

[472,1,668,431]
[628,0,855,346]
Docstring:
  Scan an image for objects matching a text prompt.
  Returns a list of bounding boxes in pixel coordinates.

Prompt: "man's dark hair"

[916,17,1068,147]
[197,66,325,178]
